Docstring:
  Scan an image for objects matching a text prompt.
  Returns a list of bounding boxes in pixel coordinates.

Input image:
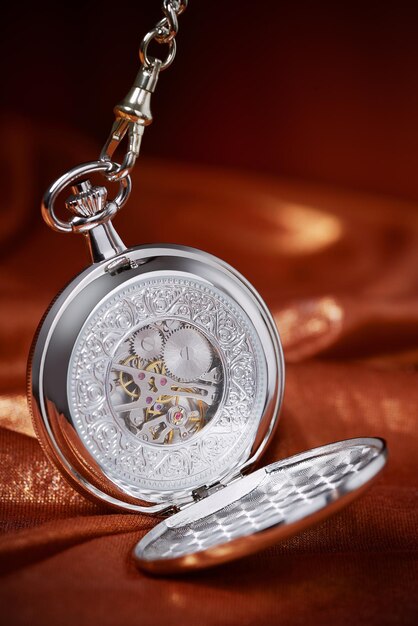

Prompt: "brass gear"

[119,354,141,398]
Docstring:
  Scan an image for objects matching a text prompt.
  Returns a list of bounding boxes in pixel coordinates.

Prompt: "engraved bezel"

[29,245,284,513]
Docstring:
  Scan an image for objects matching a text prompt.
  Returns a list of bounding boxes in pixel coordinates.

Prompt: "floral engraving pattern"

[69,277,265,494]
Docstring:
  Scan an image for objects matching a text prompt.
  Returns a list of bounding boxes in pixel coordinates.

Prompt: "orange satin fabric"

[0,117,417,625]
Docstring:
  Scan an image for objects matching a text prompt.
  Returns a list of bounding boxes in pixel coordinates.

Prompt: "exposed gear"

[119,354,141,398]
[109,319,223,446]
[162,319,181,333]
[163,327,212,381]
[131,327,163,361]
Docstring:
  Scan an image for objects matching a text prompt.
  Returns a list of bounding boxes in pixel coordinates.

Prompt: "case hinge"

[191,471,244,501]
[105,256,139,275]
[192,482,224,501]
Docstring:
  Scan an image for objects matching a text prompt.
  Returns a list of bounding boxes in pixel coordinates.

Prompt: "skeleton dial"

[108,320,224,446]
[69,275,266,493]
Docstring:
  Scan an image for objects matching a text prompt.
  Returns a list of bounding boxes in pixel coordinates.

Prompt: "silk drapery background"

[1,2,418,624]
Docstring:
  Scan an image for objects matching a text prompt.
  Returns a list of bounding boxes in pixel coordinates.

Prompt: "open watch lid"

[134,437,387,574]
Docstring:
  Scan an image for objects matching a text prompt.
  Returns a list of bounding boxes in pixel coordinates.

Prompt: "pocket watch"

[27,0,387,574]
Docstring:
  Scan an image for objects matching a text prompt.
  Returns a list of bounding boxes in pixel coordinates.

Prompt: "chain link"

[158,0,188,43]
[43,0,188,234]
[101,0,188,180]
[140,0,187,70]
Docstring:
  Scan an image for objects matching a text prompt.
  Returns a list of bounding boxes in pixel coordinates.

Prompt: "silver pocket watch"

[28,0,387,575]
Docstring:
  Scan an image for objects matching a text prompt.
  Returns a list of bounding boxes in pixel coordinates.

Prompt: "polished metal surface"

[64,180,127,262]
[114,62,161,123]
[42,160,131,234]
[29,244,284,512]
[65,180,108,218]
[134,438,387,573]
[84,223,127,263]
[100,63,162,183]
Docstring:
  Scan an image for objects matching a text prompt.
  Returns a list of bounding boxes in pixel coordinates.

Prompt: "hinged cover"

[134,437,387,574]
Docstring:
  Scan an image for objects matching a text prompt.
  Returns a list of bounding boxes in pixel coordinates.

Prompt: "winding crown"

[65,180,108,218]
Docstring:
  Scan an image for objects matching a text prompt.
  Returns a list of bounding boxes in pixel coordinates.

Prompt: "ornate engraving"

[69,276,267,495]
